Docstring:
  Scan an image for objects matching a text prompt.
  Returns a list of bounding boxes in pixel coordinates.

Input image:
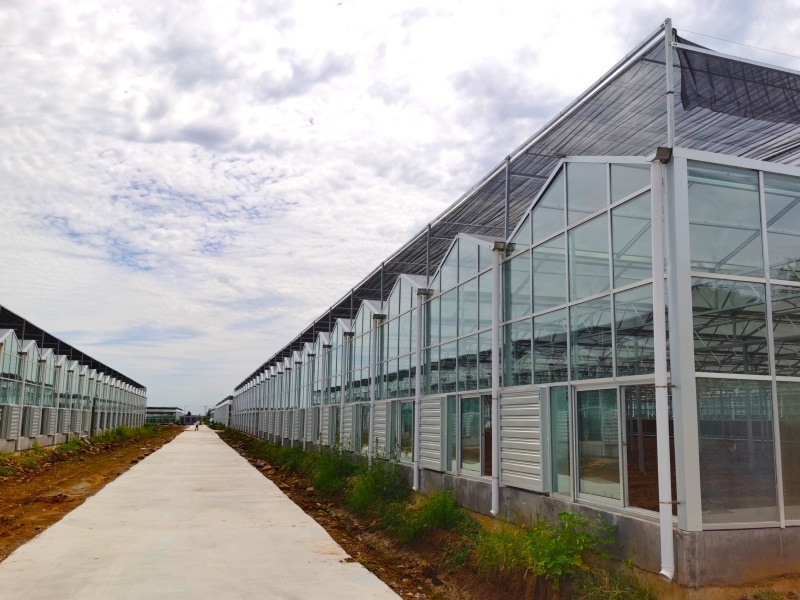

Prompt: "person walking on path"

[195,422,199,431]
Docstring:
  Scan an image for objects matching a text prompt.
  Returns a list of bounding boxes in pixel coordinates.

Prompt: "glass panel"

[426,346,439,395]
[388,319,398,361]
[692,278,769,375]
[399,312,411,356]
[440,342,457,394]
[389,280,401,320]
[478,245,492,272]
[532,169,565,245]
[533,233,566,313]
[360,404,370,452]
[510,213,531,247]
[478,272,492,330]
[577,388,620,500]
[688,162,763,277]
[459,278,478,336]
[611,163,649,202]
[428,296,440,346]
[478,332,492,390]
[458,335,478,392]
[503,250,531,320]
[772,285,800,376]
[615,284,655,377]
[461,397,481,473]
[571,296,613,381]
[440,240,459,292]
[569,214,610,301]
[778,382,800,520]
[400,401,413,460]
[764,173,800,282]
[504,319,532,387]
[446,396,457,472]
[550,386,570,495]
[533,309,569,384]
[568,162,607,224]
[400,280,412,314]
[482,395,493,476]
[440,289,458,342]
[697,378,777,524]
[458,239,479,281]
[612,192,652,288]
[623,384,677,514]
[399,354,411,398]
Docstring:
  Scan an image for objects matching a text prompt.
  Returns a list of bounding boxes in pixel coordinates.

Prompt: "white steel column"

[665,156,703,532]
[368,321,379,464]
[413,291,425,491]
[490,243,503,516]
[651,160,675,581]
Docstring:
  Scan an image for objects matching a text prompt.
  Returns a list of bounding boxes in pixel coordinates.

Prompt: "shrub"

[382,489,477,544]
[474,512,615,584]
[307,447,356,497]
[345,460,409,516]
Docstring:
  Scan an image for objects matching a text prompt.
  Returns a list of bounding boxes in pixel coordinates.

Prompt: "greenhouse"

[0,305,147,452]
[228,20,800,587]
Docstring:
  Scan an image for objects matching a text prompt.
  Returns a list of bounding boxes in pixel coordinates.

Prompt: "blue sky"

[2,0,799,414]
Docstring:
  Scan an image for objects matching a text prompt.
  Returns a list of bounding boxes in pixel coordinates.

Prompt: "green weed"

[474,512,615,584]
[345,460,409,516]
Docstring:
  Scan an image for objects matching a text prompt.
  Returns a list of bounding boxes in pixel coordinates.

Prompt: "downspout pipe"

[490,242,503,517]
[413,290,425,491]
[652,158,675,582]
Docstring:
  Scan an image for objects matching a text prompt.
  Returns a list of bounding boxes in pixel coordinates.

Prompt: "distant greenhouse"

[0,305,147,452]
[146,406,184,425]
[226,20,800,588]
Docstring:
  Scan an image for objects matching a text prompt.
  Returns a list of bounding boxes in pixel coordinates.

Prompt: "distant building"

[145,406,184,425]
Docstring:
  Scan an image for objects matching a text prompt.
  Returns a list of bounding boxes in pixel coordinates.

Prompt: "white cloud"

[1,0,799,412]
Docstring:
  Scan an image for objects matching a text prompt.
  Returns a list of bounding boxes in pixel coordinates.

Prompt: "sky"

[2,0,800,414]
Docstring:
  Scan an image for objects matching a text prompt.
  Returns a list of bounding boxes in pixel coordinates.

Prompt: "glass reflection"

[697,378,777,524]
[692,278,769,375]
[461,396,481,473]
[688,162,763,277]
[550,386,570,495]
[567,163,607,224]
[765,173,800,282]
[504,319,532,387]
[533,234,566,313]
[533,309,569,384]
[503,251,531,320]
[615,284,655,377]
[612,192,652,288]
[569,214,610,301]
[577,388,620,500]
[533,169,565,245]
[570,297,614,381]
[611,163,650,202]
[772,285,800,377]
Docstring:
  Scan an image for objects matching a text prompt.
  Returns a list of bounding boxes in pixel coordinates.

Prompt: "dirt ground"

[0,426,181,563]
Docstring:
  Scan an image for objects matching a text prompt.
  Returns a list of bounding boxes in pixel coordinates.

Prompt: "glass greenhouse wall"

[228,21,800,586]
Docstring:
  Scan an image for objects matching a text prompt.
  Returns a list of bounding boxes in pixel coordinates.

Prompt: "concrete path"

[0,426,400,600]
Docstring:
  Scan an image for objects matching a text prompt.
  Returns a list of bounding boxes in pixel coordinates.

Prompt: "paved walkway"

[0,426,399,600]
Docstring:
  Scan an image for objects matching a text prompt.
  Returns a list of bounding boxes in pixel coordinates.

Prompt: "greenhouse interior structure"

[0,304,147,452]
[226,20,800,587]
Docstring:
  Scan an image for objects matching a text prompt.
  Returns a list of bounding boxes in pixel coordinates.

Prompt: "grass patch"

[570,565,654,600]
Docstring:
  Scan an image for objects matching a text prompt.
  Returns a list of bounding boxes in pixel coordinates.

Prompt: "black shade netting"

[676,33,800,125]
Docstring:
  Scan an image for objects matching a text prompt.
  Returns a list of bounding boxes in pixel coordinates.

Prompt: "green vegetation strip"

[0,424,167,477]
[216,427,653,599]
